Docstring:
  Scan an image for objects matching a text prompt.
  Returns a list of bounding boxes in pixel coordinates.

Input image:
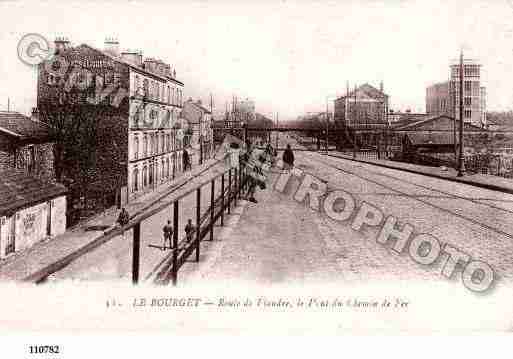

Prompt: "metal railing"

[24,162,250,285]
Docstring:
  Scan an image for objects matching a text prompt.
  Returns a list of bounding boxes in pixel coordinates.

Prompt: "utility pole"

[457,50,466,177]
[210,93,213,158]
[275,112,279,149]
[452,75,457,160]
[325,97,329,154]
[353,84,357,158]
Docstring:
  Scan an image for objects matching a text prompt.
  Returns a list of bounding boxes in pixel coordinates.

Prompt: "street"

[177,134,513,291]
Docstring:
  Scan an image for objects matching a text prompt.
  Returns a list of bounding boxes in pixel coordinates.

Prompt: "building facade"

[182,99,214,161]
[0,111,55,183]
[426,58,486,128]
[334,83,389,129]
[37,37,185,213]
[426,82,451,117]
[0,169,66,259]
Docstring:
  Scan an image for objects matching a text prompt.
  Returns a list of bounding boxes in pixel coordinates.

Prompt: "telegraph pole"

[353,84,357,158]
[457,50,466,177]
[325,97,329,154]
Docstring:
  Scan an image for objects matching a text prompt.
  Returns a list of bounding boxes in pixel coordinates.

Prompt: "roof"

[336,83,388,101]
[186,101,212,115]
[76,44,184,85]
[0,169,67,217]
[0,112,50,141]
[405,132,459,146]
[393,115,485,131]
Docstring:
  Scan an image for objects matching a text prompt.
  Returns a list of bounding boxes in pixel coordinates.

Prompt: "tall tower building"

[449,58,485,127]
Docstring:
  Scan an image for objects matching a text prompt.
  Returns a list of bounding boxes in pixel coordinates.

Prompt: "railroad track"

[299,152,513,241]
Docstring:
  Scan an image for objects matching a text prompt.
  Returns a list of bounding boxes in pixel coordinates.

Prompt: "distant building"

[388,110,427,125]
[426,58,486,128]
[0,111,55,182]
[0,169,67,259]
[426,82,452,117]
[182,99,214,160]
[236,98,255,123]
[334,83,389,129]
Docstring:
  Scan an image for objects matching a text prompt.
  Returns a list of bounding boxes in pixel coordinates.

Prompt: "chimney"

[31,107,39,120]
[379,81,384,93]
[54,36,70,54]
[144,57,157,73]
[104,37,120,57]
[121,49,142,67]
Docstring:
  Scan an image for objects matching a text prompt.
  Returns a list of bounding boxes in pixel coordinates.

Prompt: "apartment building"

[37,37,185,213]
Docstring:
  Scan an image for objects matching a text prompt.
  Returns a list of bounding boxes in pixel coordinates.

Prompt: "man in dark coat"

[116,207,130,239]
[183,149,191,171]
[282,144,295,169]
[162,220,173,250]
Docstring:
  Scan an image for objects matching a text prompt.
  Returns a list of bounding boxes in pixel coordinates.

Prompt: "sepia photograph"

[1,0,513,348]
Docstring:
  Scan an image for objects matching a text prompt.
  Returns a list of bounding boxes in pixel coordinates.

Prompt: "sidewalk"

[331,152,513,195]
[0,155,223,282]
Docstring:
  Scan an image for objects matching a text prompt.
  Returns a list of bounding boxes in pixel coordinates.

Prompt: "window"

[143,79,149,97]
[464,97,472,106]
[134,136,139,160]
[156,134,160,154]
[464,81,472,94]
[132,168,139,192]
[143,134,148,157]
[162,158,165,180]
[166,134,170,152]
[143,166,148,187]
[167,86,171,104]
[149,134,154,155]
[161,133,165,153]
[172,88,175,105]
[135,75,140,95]
[464,109,472,119]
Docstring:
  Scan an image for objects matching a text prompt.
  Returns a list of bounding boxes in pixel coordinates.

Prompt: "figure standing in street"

[162,220,173,250]
[185,219,195,242]
[116,207,130,239]
[183,149,191,171]
[282,144,295,170]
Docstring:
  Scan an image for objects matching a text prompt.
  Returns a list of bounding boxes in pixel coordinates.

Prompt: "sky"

[1,0,513,121]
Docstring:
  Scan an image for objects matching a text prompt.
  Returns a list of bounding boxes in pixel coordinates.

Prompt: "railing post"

[228,168,232,214]
[234,168,238,206]
[196,187,201,262]
[238,163,242,199]
[132,223,141,285]
[172,200,179,285]
[210,179,215,241]
[221,173,225,226]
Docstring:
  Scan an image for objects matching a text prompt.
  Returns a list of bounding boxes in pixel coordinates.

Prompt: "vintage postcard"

[1,0,513,351]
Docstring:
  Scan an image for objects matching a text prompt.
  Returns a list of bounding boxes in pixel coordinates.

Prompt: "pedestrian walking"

[282,143,295,170]
[183,149,191,171]
[162,220,173,250]
[184,219,195,242]
[116,207,130,239]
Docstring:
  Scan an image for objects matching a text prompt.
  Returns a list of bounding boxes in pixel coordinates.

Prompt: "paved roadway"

[178,133,513,292]
[48,132,513,292]
[48,161,229,283]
